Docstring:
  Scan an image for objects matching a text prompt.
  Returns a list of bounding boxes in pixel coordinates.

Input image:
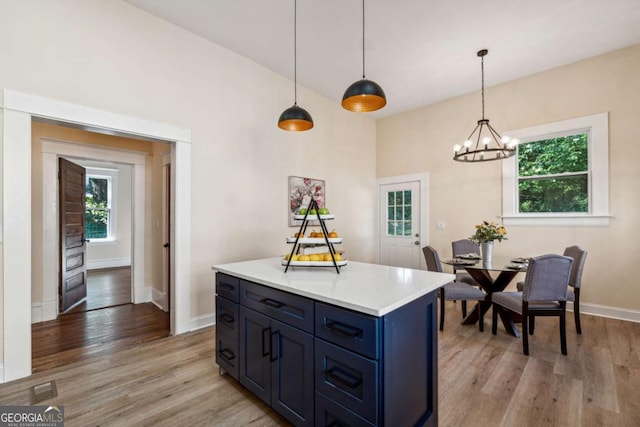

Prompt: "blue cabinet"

[215,272,438,427]
[238,282,315,426]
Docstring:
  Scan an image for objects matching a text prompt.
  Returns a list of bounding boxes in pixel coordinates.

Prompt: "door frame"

[376,173,430,270]
[40,140,146,321]
[1,89,192,382]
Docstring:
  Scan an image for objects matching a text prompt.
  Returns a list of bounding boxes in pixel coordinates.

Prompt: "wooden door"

[59,158,88,312]
[379,181,421,268]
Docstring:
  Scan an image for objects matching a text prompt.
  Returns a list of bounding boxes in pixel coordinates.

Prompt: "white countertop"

[212,257,454,317]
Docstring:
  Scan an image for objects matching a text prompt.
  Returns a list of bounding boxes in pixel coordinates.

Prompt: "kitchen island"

[212,257,453,427]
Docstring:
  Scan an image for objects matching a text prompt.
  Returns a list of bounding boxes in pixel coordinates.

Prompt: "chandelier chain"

[294,0,298,105]
[481,53,485,120]
[362,0,366,78]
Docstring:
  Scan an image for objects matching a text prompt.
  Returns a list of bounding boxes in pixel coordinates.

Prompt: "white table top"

[212,257,454,317]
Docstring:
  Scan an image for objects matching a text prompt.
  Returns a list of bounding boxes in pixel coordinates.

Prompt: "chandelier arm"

[465,123,481,143]
[485,122,505,147]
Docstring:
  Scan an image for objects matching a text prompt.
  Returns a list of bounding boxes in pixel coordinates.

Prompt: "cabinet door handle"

[325,320,362,338]
[269,331,280,362]
[261,327,271,357]
[260,298,285,309]
[219,313,234,324]
[325,367,362,389]
[219,348,235,361]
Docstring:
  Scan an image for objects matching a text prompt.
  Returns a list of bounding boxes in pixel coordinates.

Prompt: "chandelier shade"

[278,0,313,131]
[453,49,517,162]
[342,0,386,113]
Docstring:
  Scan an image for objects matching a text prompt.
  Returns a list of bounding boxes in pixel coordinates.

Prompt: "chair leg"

[528,316,535,335]
[560,306,567,355]
[574,288,582,334]
[522,312,529,356]
[491,304,498,335]
[462,300,467,318]
[439,291,445,332]
[478,303,484,332]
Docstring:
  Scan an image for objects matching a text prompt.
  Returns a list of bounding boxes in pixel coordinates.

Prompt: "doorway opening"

[2,89,192,382]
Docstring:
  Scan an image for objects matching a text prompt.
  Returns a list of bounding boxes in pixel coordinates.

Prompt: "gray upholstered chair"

[563,246,588,334]
[451,239,480,286]
[423,246,486,332]
[492,254,573,355]
[516,245,587,333]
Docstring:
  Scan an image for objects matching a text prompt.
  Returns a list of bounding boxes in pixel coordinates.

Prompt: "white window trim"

[502,112,610,226]
[85,169,118,242]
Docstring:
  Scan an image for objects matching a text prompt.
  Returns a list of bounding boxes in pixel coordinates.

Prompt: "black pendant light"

[278,0,313,131]
[342,0,386,112]
[453,49,517,162]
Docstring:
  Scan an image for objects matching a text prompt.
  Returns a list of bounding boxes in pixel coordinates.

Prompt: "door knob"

[414,241,420,245]
[163,243,170,248]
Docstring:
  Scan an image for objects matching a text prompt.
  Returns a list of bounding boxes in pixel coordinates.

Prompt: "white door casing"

[1,89,192,382]
[377,173,429,270]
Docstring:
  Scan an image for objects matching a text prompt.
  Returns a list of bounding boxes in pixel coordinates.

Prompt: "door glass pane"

[388,207,394,220]
[388,222,395,235]
[404,190,411,205]
[395,207,403,221]
[403,221,412,236]
[395,191,403,205]
[403,206,411,220]
[395,222,404,235]
[387,191,394,205]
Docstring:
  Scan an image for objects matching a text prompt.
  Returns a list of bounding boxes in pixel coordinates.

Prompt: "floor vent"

[30,380,58,404]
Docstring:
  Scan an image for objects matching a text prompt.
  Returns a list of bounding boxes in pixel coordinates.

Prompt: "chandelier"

[453,49,517,162]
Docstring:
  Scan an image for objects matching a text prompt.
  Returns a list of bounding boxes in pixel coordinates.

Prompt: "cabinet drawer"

[216,273,240,303]
[315,391,376,427]
[216,296,239,340]
[315,339,379,424]
[240,280,314,333]
[315,303,380,359]
[216,335,239,380]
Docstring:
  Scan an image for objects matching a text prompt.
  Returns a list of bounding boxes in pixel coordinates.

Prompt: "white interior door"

[379,181,421,268]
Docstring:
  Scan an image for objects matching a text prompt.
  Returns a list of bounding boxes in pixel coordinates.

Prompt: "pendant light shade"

[278,0,313,131]
[278,105,314,131]
[453,49,517,162]
[342,79,386,112]
[342,0,386,113]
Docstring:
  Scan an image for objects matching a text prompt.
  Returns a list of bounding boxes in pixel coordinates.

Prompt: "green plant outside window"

[86,176,110,239]
[517,133,589,213]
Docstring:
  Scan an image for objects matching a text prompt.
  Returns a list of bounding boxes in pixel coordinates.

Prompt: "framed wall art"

[288,176,325,226]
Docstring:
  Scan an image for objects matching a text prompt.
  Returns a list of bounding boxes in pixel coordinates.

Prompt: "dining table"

[442,255,528,337]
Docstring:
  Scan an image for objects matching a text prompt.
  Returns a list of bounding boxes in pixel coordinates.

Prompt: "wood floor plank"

[2,299,640,426]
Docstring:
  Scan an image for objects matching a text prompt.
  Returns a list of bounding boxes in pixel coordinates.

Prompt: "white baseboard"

[134,285,151,304]
[151,288,166,311]
[31,299,58,323]
[190,313,216,331]
[87,257,131,270]
[0,364,4,383]
[570,301,640,323]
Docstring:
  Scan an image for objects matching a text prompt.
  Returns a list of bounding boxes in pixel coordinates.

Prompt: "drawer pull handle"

[270,331,280,362]
[219,313,234,324]
[219,348,235,361]
[262,327,271,357]
[260,298,285,309]
[219,282,234,291]
[325,367,362,389]
[325,320,362,338]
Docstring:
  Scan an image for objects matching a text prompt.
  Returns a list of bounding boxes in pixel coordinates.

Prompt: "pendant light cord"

[361,0,366,79]
[293,0,298,105]
[480,53,485,120]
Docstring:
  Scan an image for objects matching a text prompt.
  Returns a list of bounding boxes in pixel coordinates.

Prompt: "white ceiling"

[124,0,640,118]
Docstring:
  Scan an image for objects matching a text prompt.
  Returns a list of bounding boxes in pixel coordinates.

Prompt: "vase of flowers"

[469,220,507,263]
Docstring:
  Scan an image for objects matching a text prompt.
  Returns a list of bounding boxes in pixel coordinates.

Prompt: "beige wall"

[1,0,376,345]
[377,44,640,311]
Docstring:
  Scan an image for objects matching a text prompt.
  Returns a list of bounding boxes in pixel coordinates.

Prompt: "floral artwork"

[469,220,508,243]
[288,176,325,226]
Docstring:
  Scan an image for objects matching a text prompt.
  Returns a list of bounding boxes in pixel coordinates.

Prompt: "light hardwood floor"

[2,301,639,426]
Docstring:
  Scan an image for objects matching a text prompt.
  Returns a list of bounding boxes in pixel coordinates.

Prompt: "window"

[387,190,412,236]
[518,133,588,213]
[86,174,113,240]
[502,113,609,226]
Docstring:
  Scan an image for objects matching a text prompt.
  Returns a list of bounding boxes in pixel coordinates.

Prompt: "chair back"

[422,246,443,273]
[563,245,588,289]
[523,254,573,302]
[452,239,480,256]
